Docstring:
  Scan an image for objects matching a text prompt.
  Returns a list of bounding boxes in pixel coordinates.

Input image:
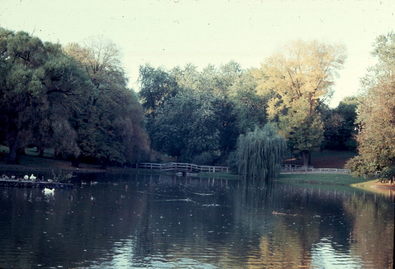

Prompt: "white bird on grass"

[43,188,55,196]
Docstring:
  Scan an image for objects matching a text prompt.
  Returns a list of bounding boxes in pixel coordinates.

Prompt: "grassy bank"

[277,173,366,185]
[277,173,395,197]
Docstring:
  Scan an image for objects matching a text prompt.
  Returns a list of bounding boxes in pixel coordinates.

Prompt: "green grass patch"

[277,173,366,185]
[276,173,371,193]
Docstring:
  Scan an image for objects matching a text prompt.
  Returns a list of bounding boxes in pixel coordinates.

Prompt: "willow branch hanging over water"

[236,124,287,182]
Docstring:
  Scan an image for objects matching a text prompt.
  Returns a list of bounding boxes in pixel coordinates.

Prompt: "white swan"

[43,188,55,196]
[29,174,37,181]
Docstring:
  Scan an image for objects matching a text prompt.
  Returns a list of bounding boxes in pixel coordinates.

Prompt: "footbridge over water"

[138,162,229,173]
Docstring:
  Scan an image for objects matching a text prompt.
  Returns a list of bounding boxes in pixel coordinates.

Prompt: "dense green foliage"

[150,90,219,162]
[139,62,268,163]
[322,97,358,150]
[346,33,395,182]
[0,28,88,163]
[236,124,286,182]
[0,28,148,165]
[64,41,149,165]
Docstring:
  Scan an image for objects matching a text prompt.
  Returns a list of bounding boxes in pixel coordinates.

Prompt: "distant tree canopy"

[0,28,148,165]
[347,33,395,183]
[322,97,358,150]
[138,62,268,163]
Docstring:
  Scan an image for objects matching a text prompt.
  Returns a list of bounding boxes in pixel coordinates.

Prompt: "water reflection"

[0,175,393,269]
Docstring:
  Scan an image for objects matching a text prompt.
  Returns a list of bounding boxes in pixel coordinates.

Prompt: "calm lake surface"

[0,174,393,269]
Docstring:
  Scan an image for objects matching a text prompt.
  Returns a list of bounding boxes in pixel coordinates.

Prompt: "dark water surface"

[0,175,393,269]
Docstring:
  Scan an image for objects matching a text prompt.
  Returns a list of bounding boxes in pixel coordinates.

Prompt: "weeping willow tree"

[236,124,287,182]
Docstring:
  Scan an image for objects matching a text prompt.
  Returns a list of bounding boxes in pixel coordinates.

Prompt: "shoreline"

[351,179,395,196]
[1,162,394,196]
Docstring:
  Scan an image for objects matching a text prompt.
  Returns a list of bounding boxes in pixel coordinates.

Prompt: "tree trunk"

[7,140,20,164]
[301,151,309,168]
[38,146,45,157]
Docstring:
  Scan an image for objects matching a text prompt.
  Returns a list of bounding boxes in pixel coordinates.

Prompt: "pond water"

[0,174,393,269]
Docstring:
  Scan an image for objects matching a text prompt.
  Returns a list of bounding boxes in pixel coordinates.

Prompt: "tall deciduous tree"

[346,33,395,182]
[0,28,88,163]
[65,40,148,165]
[254,40,346,166]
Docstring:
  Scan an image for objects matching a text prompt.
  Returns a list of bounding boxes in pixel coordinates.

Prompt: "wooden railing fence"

[281,164,350,174]
[138,162,229,173]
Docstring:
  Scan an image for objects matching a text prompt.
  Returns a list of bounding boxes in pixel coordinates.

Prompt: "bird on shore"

[23,175,29,180]
[29,174,37,181]
[43,188,55,196]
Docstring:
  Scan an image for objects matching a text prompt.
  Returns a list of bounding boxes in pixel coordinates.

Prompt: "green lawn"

[277,173,366,185]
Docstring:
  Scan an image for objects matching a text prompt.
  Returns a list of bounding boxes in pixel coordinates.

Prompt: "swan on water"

[43,188,55,195]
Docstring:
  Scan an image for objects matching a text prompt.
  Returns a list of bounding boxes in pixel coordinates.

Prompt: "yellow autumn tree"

[253,40,346,166]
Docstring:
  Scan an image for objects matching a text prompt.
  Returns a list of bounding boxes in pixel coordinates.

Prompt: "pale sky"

[1,0,394,106]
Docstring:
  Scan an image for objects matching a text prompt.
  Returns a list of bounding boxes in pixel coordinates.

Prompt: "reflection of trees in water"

[0,177,393,268]
[130,176,247,268]
[343,194,394,269]
[231,183,393,268]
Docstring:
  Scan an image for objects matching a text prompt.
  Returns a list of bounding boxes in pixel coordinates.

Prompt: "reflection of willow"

[343,194,394,269]
[237,184,315,268]
[247,227,313,269]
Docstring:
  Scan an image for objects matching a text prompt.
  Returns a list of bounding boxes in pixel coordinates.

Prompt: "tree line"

[1,27,393,182]
[139,41,352,167]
